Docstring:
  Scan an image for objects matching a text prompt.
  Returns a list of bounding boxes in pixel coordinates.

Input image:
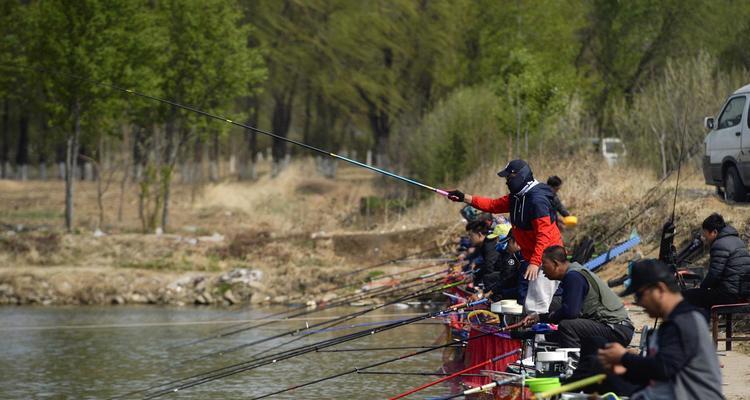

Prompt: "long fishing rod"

[172,254,450,351]
[182,277,453,365]
[136,296,486,399]
[247,333,505,400]
[428,375,523,400]
[169,267,449,351]
[115,280,466,400]
[316,344,464,352]
[0,64,451,197]
[237,269,459,363]
[388,338,523,399]
[358,371,484,377]
[339,243,445,278]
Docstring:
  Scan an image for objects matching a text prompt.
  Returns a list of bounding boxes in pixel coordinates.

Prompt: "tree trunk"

[271,85,296,177]
[132,125,145,182]
[239,96,259,181]
[160,114,178,232]
[1,99,9,179]
[209,129,219,182]
[16,111,29,181]
[65,101,81,232]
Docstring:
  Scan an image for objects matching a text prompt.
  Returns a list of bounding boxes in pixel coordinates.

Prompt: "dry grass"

[2,154,750,301]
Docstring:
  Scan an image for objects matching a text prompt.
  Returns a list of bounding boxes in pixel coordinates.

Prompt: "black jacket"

[483,250,521,300]
[702,225,750,295]
[472,237,499,284]
[551,193,570,217]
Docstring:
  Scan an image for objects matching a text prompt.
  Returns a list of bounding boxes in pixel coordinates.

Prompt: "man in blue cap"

[598,259,723,399]
[447,159,562,314]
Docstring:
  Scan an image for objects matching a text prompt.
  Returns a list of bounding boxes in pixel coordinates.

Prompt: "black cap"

[619,258,676,297]
[497,159,528,177]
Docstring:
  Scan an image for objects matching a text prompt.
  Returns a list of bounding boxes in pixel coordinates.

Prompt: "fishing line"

[115,280,465,399]
[0,64,452,197]
[133,294,482,399]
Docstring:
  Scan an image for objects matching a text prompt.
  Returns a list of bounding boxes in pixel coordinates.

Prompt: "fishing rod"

[388,337,523,399]
[236,270,460,363]
[183,277,454,365]
[358,371,484,377]
[169,267,449,351]
[285,243,446,304]
[428,374,523,400]
[339,244,445,278]
[247,332,503,400]
[0,64,452,197]
[172,254,451,350]
[115,280,467,399]
[135,296,487,399]
[316,344,464,352]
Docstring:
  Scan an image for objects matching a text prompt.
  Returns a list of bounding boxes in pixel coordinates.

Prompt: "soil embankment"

[2,158,750,308]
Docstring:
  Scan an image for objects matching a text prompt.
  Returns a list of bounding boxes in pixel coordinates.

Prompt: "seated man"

[598,259,723,399]
[684,213,750,310]
[522,245,634,349]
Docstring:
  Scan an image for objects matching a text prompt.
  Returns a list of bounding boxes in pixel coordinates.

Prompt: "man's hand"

[524,264,540,280]
[520,312,539,327]
[597,342,627,372]
[446,190,465,202]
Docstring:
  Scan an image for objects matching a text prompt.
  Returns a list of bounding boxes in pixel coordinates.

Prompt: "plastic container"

[526,377,561,393]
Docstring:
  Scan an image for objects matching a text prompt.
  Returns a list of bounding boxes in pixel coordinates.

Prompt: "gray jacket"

[622,301,724,400]
[703,225,750,295]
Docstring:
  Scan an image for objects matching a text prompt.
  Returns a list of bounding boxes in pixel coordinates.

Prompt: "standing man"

[522,246,634,349]
[547,175,571,219]
[447,159,562,314]
[598,259,723,399]
[684,213,750,310]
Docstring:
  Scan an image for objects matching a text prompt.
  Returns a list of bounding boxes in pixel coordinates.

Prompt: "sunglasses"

[634,284,657,303]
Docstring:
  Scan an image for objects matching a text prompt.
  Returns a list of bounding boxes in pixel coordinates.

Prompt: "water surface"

[0,305,451,399]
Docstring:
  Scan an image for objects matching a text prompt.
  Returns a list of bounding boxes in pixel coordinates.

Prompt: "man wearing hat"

[598,259,723,399]
[447,159,562,314]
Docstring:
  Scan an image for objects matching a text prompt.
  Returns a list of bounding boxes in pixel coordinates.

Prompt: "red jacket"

[470,185,562,265]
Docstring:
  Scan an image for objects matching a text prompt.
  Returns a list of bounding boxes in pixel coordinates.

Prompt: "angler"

[447,159,562,314]
[599,259,723,399]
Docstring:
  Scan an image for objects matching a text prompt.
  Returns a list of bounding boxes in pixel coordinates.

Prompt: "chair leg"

[726,313,733,351]
[712,311,719,350]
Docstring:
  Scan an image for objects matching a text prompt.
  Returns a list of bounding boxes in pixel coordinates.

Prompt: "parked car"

[703,83,750,201]
[601,137,626,167]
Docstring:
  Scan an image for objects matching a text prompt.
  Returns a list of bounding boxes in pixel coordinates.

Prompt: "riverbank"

[2,158,750,308]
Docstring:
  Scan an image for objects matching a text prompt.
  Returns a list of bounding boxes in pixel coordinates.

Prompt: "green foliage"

[407,86,502,186]
[3,0,750,196]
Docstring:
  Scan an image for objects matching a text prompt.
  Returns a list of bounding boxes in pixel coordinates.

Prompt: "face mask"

[505,165,533,194]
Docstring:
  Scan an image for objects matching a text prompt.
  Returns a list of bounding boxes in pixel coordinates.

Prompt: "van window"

[718,96,746,130]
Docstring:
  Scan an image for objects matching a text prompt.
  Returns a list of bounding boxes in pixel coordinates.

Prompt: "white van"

[703,83,750,201]
[601,137,626,167]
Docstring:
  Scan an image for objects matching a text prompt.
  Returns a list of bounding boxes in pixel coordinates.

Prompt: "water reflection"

[0,306,450,399]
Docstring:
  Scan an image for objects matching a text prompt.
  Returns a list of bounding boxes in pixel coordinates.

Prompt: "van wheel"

[724,166,747,202]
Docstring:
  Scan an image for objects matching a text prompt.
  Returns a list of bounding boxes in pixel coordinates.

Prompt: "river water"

[0,305,452,399]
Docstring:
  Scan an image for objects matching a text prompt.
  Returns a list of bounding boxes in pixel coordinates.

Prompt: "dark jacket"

[471,181,562,265]
[472,237,499,284]
[483,250,520,300]
[621,301,723,399]
[551,193,570,217]
[702,225,750,295]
